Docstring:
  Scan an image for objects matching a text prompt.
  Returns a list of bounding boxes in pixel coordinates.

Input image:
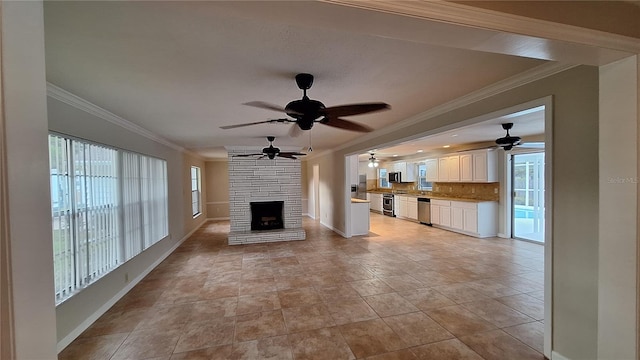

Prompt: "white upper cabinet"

[424,158,438,182]
[390,161,417,182]
[447,155,460,182]
[472,150,497,182]
[434,149,497,183]
[459,154,473,182]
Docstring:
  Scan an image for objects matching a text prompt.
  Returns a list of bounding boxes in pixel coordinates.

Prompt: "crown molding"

[335,62,575,154]
[322,0,640,55]
[46,83,206,161]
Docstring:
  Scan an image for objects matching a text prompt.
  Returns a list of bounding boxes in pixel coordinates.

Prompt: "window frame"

[191,166,202,218]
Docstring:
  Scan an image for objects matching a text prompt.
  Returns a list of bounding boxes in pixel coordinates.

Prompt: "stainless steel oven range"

[383,193,394,217]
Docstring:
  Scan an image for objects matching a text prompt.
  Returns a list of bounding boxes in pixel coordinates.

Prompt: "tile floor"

[60,213,545,360]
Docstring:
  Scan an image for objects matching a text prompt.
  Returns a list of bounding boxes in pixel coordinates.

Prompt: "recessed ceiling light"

[416,150,424,153]
[393,154,398,157]
[451,134,458,137]
[443,145,450,148]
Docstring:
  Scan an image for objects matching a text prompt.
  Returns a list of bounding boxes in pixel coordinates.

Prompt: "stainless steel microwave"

[389,172,401,183]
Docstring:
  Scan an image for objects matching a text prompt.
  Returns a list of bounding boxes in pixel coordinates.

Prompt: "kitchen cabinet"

[431,202,441,225]
[390,161,417,182]
[472,150,497,182]
[460,154,473,182]
[425,158,438,182]
[369,193,383,213]
[448,155,460,182]
[350,200,370,236]
[430,199,497,237]
[407,197,418,220]
[438,158,449,182]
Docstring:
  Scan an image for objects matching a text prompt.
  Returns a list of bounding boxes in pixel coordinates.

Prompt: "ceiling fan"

[233,136,306,160]
[221,73,390,136]
[495,123,522,151]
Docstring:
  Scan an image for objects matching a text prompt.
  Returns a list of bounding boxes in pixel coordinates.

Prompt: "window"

[379,168,390,188]
[49,134,168,303]
[417,163,433,190]
[191,166,201,217]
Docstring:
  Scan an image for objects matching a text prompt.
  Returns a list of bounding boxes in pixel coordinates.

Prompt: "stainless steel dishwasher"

[417,198,431,225]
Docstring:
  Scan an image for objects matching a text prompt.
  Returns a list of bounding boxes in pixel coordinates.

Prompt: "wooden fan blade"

[243,101,287,113]
[322,103,390,117]
[320,117,373,132]
[234,153,264,157]
[277,153,298,159]
[220,118,293,130]
[288,123,303,138]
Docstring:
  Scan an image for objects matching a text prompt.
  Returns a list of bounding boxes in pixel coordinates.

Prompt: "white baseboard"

[206,216,230,221]
[497,232,509,238]
[56,223,205,353]
[551,351,570,360]
[320,220,347,238]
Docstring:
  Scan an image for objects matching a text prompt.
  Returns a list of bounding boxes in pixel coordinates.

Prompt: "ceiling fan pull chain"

[308,130,313,152]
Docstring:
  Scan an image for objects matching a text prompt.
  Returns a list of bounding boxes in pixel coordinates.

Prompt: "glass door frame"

[511,150,545,243]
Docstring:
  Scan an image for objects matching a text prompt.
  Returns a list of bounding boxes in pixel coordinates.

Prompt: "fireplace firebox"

[250,201,284,231]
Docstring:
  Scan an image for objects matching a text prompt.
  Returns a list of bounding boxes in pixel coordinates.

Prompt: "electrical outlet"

[471,188,475,193]
[449,187,452,192]
[494,188,498,194]
[124,273,130,283]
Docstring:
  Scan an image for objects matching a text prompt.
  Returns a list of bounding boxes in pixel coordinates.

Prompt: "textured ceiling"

[43,1,551,158]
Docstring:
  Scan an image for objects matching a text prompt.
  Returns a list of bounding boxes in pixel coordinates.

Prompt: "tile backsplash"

[374,181,500,201]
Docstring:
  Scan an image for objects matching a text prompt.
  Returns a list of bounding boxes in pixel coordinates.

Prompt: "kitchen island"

[350,198,370,236]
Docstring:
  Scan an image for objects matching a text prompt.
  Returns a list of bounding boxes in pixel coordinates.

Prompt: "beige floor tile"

[111,328,182,360]
[235,310,288,342]
[63,217,545,360]
[462,299,535,328]
[411,338,484,360]
[349,279,395,297]
[459,329,544,360]
[364,292,420,317]
[278,287,322,308]
[174,317,235,353]
[169,345,234,360]
[338,318,407,358]
[496,293,545,320]
[59,333,128,360]
[230,335,293,359]
[398,288,456,311]
[325,297,379,325]
[365,349,419,360]
[287,327,355,360]
[383,312,454,346]
[426,305,496,337]
[282,303,335,332]
[503,321,545,353]
[236,291,281,315]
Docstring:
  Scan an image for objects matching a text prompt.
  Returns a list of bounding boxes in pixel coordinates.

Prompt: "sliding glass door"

[512,152,545,242]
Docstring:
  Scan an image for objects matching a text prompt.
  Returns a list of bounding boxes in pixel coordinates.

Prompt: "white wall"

[598,55,638,359]
[2,2,58,358]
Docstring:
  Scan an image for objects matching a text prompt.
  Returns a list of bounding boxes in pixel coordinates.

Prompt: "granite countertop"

[351,198,370,204]
[366,190,494,203]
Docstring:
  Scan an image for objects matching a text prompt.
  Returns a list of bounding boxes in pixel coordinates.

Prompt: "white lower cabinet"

[430,199,497,238]
[407,197,418,220]
[369,193,383,213]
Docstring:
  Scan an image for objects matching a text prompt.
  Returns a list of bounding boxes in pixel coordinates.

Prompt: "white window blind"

[191,166,201,217]
[49,134,168,303]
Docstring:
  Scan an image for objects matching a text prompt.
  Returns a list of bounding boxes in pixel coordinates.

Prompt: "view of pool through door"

[512,152,545,242]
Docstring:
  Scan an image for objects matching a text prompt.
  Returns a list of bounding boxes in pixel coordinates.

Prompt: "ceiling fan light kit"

[221,73,390,135]
[495,123,522,151]
[368,153,379,168]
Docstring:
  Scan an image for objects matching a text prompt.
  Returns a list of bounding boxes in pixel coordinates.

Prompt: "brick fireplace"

[226,147,306,245]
